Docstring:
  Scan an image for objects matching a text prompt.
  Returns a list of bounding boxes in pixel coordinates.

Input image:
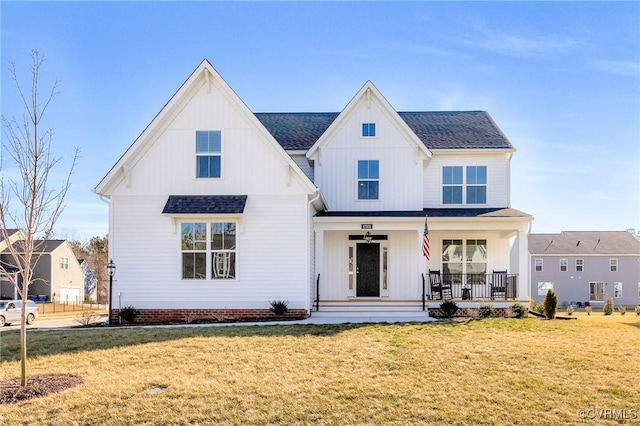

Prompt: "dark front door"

[356,243,380,297]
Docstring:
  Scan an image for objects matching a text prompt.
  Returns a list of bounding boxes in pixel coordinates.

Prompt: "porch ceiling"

[315,207,531,219]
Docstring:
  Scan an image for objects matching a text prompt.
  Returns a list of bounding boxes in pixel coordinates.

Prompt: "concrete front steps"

[310,300,433,321]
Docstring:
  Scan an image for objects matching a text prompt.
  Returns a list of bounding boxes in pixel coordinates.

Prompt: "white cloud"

[592,59,640,77]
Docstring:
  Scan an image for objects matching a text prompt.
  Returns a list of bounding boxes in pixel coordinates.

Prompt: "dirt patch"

[0,374,83,404]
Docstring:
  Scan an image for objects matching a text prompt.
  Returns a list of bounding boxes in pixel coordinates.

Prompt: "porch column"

[516,228,530,302]
[314,229,324,310]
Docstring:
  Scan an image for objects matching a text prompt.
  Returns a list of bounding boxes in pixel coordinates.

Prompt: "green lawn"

[1,315,639,425]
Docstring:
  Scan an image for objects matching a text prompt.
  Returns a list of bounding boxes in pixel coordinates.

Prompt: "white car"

[0,300,39,326]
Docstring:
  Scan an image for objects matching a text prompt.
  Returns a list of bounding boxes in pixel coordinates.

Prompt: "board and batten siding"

[110,194,310,310]
[423,152,511,208]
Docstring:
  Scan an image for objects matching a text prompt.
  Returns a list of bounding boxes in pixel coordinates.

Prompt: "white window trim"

[575,258,584,272]
[356,159,380,201]
[613,282,622,298]
[195,130,224,180]
[534,258,543,272]
[560,258,568,272]
[441,165,488,206]
[361,122,377,138]
[589,281,605,302]
[538,282,554,296]
[610,258,618,272]
[180,219,239,281]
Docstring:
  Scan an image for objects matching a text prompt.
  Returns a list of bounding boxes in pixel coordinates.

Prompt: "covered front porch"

[311,208,531,314]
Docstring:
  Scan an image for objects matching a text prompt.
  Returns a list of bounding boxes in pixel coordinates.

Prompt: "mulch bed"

[0,374,83,404]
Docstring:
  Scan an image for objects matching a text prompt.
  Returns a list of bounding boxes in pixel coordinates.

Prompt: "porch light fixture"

[107,260,116,326]
[363,231,373,244]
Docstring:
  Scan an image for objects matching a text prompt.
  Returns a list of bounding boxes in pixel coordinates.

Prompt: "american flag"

[422,216,430,260]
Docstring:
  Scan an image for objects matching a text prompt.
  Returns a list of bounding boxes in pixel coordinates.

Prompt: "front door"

[356,243,380,297]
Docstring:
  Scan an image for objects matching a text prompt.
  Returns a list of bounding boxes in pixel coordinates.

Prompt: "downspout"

[306,190,321,315]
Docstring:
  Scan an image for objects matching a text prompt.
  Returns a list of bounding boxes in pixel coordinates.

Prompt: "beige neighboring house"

[0,235,85,303]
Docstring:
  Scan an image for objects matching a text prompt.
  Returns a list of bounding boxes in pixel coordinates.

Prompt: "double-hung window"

[442,166,487,204]
[181,222,236,280]
[610,259,618,272]
[466,166,487,204]
[196,131,221,178]
[442,166,463,204]
[534,258,543,272]
[576,259,584,272]
[560,258,568,272]
[362,123,376,137]
[358,160,379,200]
[613,282,622,298]
[60,257,69,270]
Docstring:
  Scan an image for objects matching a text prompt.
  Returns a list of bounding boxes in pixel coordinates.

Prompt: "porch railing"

[427,273,518,301]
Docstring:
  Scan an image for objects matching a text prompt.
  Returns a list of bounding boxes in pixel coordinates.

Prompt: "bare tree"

[0,50,80,386]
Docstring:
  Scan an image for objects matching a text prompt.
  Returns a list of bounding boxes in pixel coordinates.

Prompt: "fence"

[35,301,107,315]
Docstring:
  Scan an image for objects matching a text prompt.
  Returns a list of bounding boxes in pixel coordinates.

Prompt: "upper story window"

[442,166,463,204]
[560,258,568,272]
[357,160,379,200]
[60,257,69,270]
[466,166,487,204]
[196,131,221,178]
[534,258,543,272]
[442,166,487,204]
[362,123,376,137]
[610,258,618,272]
[576,259,584,272]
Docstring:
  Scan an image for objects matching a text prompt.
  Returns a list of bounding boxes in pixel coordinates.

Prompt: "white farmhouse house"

[95,59,532,323]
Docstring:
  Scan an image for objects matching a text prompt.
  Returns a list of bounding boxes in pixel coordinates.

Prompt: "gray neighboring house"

[529,231,640,307]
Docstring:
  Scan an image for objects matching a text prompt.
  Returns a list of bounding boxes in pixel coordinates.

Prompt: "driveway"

[0,314,108,332]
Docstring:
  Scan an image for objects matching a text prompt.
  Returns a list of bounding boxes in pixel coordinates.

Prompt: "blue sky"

[1,1,638,240]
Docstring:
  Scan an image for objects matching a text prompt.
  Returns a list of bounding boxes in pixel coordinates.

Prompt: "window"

[560,258,568,272]
[466,166,487,204]
[442,239,463,276]
[538,282,554,296]
[211,223,236,279]
[442,166,487,204]
[613,282,622,298]
[589,281,604,301]
[576,259,584,272]
[442,166,463,204]
[358,160,379,200]
[196,131,221,178]
[466,239,487,282]
[181,223,207,279]
[362,123,376,137]
[610,259,618,272]
[60,257,69,270]
[534,258,543,272]
[181,222,236,280]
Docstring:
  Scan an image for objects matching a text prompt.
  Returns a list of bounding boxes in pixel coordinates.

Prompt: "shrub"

[73,310,100,326]
[440,300,458,319]
[534,303,545,314]
[478,304,494,318]
[636,305,640,316]
[566,305,574,316]
[511,304,528,319]
[529,298,535,311]
[119,305,140,323]
[543,289,558,320]
[585,306,592,316]
[618,306,626,316]
[269,300,289,316]
[603,298,614,316]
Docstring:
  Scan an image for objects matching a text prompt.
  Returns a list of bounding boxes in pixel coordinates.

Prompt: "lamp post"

[107,260,116,326]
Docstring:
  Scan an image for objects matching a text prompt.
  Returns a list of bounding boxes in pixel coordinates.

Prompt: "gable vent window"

[362,123,376,137]
[196,130,222,178]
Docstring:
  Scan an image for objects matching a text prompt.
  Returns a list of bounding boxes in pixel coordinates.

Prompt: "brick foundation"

[109,308,309,325]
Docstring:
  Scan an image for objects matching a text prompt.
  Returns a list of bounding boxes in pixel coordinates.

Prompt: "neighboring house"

[79,259,98,302]
[529,231,640,307]
[0,238,85,303]
[94,59,532,323]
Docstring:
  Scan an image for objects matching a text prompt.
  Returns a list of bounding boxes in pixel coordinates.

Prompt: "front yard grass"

[1,315,639,425]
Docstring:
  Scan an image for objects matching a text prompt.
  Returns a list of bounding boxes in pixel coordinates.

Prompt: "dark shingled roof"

[162,195,247,215]
[3,240,66,253]
[316,207,530,218]
[255,111,513,151]
[529,231,640,255]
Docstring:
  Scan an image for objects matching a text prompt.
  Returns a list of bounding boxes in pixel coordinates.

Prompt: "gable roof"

[256,110,512,151]
[305,81,431,160]
[94,59,318,196]
[162,195,247,215]
[529,231,640,255]
[3,239,66,254]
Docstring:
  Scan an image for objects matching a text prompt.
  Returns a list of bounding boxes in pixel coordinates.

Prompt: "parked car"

[0,300,39,326]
